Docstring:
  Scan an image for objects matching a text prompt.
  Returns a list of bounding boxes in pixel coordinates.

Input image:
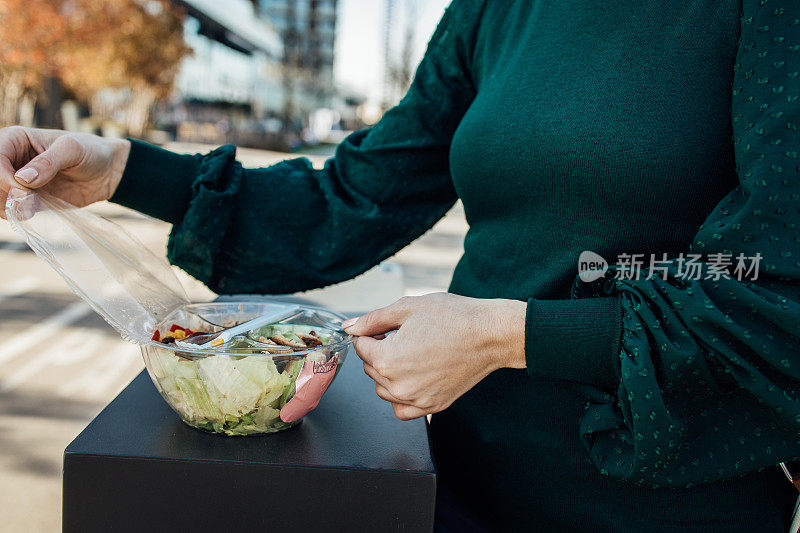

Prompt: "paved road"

[0,144,467,532]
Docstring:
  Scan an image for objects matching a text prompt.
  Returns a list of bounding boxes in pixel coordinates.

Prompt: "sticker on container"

[280,354,338,423]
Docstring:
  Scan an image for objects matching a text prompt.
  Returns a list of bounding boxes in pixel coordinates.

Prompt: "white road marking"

[393,244,463,268]
[0,330,102,393]
[58,342,142,399]
[86,348,143,398]
[0,276,39,304]
[50,334,103,367]
[0,302,92,367]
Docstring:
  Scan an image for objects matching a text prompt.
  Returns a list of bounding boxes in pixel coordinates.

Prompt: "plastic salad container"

[5,191,352,436]
[144,302,352,435]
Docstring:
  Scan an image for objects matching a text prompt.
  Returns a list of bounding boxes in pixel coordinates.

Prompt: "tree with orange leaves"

[60,0,192,136]
[0,0,72,125]
[0,0,190,135]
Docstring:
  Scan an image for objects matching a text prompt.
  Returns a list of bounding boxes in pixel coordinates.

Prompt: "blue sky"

[334,0,450,101]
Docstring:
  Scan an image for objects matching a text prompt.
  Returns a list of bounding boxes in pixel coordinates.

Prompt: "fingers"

[0,158,15,220]
[343,296,417,337]
[352,335,383,367]
[362,360,390,388]
[374,382,402,403]
[391,403,428,421]
[0,127,69,220]
[0,127,22,220]
[347,296,437,422]
[13,135,83,189]
[364,353,430,421]
[363,359,414,403]
[375,383,428,421]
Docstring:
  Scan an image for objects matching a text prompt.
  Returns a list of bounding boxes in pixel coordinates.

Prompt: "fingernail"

[14,167,38,184]
[342,317,359,332]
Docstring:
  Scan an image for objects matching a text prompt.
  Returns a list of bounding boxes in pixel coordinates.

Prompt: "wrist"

[106,138,131,200]
[485,298,527,370]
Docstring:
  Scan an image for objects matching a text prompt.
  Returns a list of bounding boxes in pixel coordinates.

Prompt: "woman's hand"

[343,293,527,421]
[0,126,131,218]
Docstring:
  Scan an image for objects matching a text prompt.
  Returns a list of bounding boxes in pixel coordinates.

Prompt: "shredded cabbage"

[153,351,302,436]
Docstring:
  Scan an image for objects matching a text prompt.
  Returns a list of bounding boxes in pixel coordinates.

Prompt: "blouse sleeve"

[526,0,800,487]
[111,0,486,294]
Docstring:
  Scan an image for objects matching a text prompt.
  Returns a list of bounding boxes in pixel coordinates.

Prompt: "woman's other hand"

[0,127,130,218]
[344,293,527,421]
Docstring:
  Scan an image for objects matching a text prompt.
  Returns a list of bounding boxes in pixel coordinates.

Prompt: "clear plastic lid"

[5,190,191,344]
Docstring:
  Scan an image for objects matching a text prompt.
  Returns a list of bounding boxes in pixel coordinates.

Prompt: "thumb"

[343,297,416,336]
[14,135,83,189]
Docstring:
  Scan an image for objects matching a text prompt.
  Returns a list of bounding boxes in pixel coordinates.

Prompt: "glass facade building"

[258,0,339,112]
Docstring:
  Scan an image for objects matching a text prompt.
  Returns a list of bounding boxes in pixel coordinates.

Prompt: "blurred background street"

[0,0,469,531]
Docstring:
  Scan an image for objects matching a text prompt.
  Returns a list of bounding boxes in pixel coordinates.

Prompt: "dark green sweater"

[112,0,800,530]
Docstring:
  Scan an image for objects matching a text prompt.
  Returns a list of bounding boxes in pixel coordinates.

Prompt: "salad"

[148,323,336,436]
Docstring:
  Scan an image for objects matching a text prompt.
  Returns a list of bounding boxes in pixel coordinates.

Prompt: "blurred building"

[175,0,282,108]
[258,0,338,122]
[157,0,286,148]
[160,0,342,150]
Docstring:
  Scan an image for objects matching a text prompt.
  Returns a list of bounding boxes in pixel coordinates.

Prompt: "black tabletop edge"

[63,450,438,478]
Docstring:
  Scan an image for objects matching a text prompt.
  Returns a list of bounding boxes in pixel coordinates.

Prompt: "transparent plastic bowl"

[141,302,352,436]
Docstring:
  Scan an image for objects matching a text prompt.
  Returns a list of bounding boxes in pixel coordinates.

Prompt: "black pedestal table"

[63,340,436,532]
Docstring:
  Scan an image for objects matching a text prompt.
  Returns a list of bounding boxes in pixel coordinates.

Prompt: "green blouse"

[112,0,800,529]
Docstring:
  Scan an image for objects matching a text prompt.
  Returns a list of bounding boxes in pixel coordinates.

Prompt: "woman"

[2,0,799,530]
